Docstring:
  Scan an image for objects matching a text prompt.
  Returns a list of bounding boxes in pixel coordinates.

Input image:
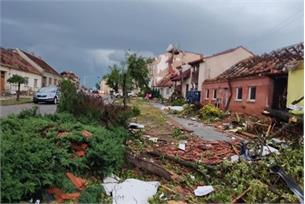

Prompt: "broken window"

[248,86,256,101]
[206,89,209,99]
[213,89,217,99]
[236,87,243,101]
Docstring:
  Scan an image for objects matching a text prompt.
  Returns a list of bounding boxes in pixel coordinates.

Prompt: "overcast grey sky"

[1,0,303,88]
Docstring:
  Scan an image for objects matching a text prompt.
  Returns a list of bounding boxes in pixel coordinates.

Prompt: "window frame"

[248,86,256,102]
[213,89,217,100]
[34,79,38,88]
[235,87,243,101]
[205,89,209,99]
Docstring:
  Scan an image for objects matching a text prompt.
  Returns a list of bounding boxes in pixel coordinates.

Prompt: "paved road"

[0,103,57,118]
[152,103,231,141]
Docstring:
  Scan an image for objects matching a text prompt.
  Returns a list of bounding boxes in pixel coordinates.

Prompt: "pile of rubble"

[156,139,240,165]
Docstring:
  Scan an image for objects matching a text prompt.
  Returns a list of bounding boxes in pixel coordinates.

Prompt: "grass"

[0,97,32,106]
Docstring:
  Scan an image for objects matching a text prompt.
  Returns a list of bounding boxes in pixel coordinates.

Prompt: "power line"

[246,9,303,45]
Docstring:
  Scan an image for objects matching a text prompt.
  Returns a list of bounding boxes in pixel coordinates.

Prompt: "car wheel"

[54,97,58,104]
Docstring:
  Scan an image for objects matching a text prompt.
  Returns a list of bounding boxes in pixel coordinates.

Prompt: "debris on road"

[194,186,214,196]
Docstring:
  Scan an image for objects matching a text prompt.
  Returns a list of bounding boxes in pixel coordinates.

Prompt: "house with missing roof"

[0,48,61,95]
[201,43,304,115]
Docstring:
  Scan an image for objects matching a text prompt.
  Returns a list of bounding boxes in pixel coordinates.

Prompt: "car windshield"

[38,87,57,93]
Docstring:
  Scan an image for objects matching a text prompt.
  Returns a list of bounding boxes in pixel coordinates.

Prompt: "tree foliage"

[102,53,152,94]
[103,64,122,92]
[127,53,152,91]
[7,74,27,101]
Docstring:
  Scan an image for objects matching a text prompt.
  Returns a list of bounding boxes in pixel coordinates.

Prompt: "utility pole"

[123,72,127,109]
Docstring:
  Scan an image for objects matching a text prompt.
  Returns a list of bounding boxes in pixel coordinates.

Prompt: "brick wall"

[201,76,274,115]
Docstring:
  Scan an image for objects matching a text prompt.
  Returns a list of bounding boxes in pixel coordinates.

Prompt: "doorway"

[272,76,288,110]
[0,71,5,94]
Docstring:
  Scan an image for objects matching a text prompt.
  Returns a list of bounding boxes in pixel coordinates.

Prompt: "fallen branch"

[147,150,215,184]
[239,131,257,138]
[231,187,251,204]
[125,151,173,180]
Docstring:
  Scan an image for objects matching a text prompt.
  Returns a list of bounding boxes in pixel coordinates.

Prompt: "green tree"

[103,64,122,92]
[127,53,152,92]
[7,74,27,101]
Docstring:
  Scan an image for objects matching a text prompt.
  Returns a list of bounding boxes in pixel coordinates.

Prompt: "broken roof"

[171,69,191,81]
[206,43,304,82]
[22,50,61,76]
[155,74,173,87]
[0,48,42,75]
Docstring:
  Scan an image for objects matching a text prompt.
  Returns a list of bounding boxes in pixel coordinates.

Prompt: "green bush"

[0,111,128,203]
[170,98,186,106]
[58,79,135,127]
[199,103,224,121]
[79,183,104,203]
[57,80,78,113]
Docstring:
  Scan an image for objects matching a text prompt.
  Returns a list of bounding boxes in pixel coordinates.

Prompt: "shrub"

[170,98,186,106]
[57,80,78,113]
[58,80,136,127]
[0,112,128,203]
[199,103,224,121]
[179,104,201,117]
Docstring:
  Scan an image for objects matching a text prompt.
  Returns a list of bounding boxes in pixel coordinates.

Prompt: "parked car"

[33,86,60,104]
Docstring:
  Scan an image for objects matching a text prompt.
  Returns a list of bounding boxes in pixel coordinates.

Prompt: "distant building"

[17,49,61,87]
[99,79,111,95]
[60,71,80,88]
[0,48,61,95]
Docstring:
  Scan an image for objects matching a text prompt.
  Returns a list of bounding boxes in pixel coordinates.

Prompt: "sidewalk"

[151,102,232,141]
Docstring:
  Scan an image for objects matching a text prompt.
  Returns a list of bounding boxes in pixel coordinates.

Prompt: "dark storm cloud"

[1,0,303,87]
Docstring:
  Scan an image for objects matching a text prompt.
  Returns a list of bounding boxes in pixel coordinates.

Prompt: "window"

[166,88,170,95]
[24,77,29,85]
[54,79,57,85]
[235,87,243,101]
[213,89,217,99]
[206,89,209,99]
[49,78,52,85]
[34,79,38,88]
[248,86,256,101]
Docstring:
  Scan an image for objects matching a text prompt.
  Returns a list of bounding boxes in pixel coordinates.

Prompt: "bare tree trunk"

[16,83,20,101]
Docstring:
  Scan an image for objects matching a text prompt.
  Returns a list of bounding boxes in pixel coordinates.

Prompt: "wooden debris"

[125,152,173,180]
[239,131,257,138]
[231,187,251,204]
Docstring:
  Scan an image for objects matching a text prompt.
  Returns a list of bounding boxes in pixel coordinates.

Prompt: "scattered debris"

[230,155,239,162]
[194,186,214,196]
[231,187,251,203]
[271,165,304,204]
[102,175,120,196]
[178,140,187,151]
[47,188,80,203]
[129,123,145,129]
[125,152,174,180]
[81,130,92,138]
[66,172,86,190]
[261,145,280,156]
[103,178,160,204]
[143,135,159,143]
[155,139,240,165]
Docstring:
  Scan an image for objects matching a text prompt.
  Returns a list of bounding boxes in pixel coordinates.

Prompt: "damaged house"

[201,43,304,115]
[172,46,254,102]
